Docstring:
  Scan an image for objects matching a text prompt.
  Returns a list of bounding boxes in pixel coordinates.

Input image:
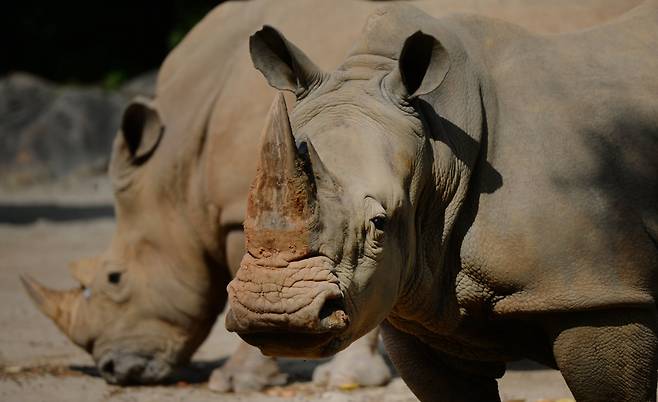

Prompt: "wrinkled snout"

[97,352,172,385]
[225,254,349,357]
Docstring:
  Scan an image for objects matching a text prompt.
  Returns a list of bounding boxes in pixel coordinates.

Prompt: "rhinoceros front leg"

[208,341,287,392]
[380,320,502,402]
[549,309,658,402]
[312,327,392,389]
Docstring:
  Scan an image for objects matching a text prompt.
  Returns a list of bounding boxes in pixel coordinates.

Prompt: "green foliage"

[168,29,188,50]
[103,71,129,90]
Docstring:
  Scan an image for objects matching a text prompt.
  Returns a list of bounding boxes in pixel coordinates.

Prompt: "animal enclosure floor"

[0,179,574,402]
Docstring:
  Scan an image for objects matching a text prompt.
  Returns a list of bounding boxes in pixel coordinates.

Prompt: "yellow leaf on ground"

[338,382,360,391]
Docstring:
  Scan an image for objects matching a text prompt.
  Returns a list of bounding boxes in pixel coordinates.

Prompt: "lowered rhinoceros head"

[22,97,223,384]
[226,24,452,357]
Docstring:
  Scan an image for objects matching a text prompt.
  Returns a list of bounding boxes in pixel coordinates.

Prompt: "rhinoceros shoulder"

[455,1,658,318]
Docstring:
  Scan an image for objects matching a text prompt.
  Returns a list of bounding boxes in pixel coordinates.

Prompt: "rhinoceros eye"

[107,272,122,284]
[371,215,388,231]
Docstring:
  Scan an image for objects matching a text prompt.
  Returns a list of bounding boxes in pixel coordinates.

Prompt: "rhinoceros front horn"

[244,92,317,259]
[20,275,80,338]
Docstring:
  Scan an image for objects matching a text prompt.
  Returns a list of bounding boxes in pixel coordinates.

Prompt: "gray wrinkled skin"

[227,1,658,401]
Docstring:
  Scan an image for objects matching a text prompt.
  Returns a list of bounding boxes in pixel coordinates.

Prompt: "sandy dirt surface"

[0,178,574,402]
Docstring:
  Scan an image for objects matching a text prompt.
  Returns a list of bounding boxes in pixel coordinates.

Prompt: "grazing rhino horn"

[20,275,80,338]
[245,93,317,259]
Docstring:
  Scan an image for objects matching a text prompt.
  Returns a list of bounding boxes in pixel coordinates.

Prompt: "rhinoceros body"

[23,0,647,390]
[227,0,658,401]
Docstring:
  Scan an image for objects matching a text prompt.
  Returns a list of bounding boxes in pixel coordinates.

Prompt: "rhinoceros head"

[22,97,220,384]
[225,26,449,357]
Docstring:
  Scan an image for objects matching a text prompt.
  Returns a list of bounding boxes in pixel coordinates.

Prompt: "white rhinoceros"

[226,0,658,401]
[23,0,644,392]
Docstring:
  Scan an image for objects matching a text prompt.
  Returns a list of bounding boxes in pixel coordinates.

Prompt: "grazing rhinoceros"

[21,0,645,392]
[226,1,658,401]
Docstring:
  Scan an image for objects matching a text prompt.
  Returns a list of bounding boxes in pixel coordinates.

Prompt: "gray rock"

[0,72,156,187]
[0,73,54,167]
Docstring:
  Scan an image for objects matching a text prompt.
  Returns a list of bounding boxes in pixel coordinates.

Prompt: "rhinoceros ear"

[109,96,164,190]
[250,25,324,97]
[118,96,164,162]
[385,31,450,100]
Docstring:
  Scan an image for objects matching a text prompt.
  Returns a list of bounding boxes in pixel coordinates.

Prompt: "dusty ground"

[0,178,575,402]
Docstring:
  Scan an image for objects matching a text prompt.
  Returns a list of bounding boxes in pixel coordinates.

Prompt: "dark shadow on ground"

[172,359,228,384]
[68,346,399,386]
[0,204,114,224]
[69,364,101,378]
[69,357,545,386]
[69,358,324,385]
[277,343,399,383]
[173,353,397,385]
[507,360,553,371]
[69,360,232,385]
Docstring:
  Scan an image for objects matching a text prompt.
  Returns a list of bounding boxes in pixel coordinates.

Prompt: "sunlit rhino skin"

[227,1,658,401]
[22,0,645,391]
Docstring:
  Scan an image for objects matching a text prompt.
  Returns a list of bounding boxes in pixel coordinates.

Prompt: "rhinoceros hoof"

[208,354,287,393]
[312,348,392,389]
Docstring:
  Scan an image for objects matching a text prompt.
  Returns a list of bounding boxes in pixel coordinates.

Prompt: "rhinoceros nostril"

[319,298,343,320]
[101,358,115,376]
[318,297,349,331]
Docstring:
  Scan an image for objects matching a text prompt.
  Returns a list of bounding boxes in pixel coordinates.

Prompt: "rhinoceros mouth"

[234,287,350,358]
[225,253,351,353]
[92,334,182,385]
[95,351,173,385]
